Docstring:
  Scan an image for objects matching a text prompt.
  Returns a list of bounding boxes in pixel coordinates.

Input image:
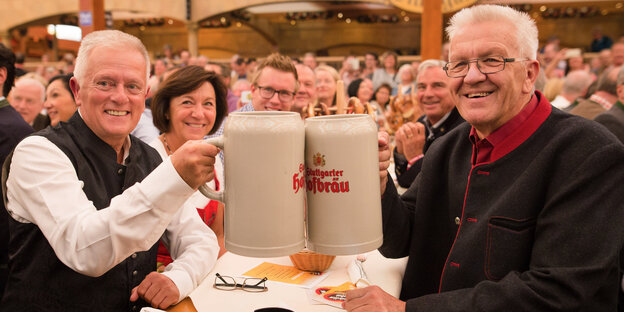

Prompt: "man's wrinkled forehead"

[86,46,147,79]
[449,21,518,59]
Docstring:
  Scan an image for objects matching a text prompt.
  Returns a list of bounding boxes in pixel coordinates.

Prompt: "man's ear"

[0,67,7,90]
[524,60,540,94]
[617,84,624,102]
[69,77,82,107]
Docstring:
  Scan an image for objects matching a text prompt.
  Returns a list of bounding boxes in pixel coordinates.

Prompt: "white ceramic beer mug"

[200,111,305,257]
[304,114,383,255]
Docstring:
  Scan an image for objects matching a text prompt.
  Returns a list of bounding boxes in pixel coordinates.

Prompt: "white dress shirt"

[149,137,224,215]
[6,135,219,302]
[550,95,572,110]
[131,107,160,144]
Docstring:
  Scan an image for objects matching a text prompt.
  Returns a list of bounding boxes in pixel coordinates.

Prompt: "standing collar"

[469,91,551,165]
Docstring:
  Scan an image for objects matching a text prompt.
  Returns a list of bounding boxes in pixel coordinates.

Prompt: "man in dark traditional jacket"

[0,43,33,298]
[2,30,220,311]
[344,5,624,312]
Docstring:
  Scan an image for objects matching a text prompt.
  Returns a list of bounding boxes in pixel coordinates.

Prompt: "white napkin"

[346,255,371,287]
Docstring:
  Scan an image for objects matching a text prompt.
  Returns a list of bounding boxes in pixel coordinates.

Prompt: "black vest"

[2,112,162,311]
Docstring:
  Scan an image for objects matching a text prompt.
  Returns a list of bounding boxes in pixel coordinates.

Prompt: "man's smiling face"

[73,46,147,147]
[449,20,538,137]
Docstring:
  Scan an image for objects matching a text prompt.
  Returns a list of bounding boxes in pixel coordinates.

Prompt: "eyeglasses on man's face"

[256,85,296,102]
[213,273,268,292]
[443,55,530,78]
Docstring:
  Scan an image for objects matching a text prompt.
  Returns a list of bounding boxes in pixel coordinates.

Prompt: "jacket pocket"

[485,216,536,281]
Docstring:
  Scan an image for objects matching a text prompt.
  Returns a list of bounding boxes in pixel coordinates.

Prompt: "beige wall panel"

[191,0,387,20]
[0,0,78,30]
[105,0,186,21]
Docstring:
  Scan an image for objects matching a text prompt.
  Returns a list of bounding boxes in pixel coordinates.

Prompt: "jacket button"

[131,253,137,259]
[132,270,138,276]
[454,217,461,225]
[117,168,124,175]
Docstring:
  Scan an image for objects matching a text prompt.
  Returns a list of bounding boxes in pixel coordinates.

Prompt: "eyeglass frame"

[255,85,296,102]
[443,55,530,78]
[213,273,268,292]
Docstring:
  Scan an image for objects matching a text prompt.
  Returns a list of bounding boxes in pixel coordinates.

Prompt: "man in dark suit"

[0,43,33,297]
[595,66,624,143]
[393,59,464,188]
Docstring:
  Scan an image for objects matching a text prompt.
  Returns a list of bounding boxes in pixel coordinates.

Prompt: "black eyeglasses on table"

[213,273,268,292]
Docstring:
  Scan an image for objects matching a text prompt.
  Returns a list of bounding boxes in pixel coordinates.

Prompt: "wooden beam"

[420,0,442,60]
[79,0,106,37]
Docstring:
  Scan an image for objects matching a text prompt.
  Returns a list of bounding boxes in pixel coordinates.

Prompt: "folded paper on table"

[243,262,329,288]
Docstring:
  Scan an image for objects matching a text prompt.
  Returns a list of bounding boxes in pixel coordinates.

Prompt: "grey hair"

[398,64,416,79]
[15,77,45,103]
[617,66,624,86]
[417,59,447,81]
[73,30,150,85]
[563,70,593,94]
[446,5,538,60]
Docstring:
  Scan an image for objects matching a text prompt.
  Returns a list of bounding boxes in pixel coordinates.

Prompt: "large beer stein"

[200,111,305,257]
[304,114,383,255]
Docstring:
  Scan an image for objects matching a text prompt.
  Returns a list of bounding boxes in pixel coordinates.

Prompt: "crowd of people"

[0,3,623,311]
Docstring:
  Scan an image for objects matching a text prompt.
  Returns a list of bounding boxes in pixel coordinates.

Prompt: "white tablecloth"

[189,250,407,311]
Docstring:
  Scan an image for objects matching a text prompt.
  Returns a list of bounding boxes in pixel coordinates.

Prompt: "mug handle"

[198,136,224,202]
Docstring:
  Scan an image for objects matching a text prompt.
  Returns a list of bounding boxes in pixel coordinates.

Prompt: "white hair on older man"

[446,5,539,60]
[73,30,150,84]
[562,70,593,94]
[15,77,45,103]
[417,59,447,81]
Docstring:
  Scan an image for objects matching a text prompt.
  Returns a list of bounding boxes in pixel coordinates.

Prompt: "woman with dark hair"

[150,65,228,267]
[372,83,392,109]
[43,73,76,126]
[370,83,392,126]
[347,78,374,104]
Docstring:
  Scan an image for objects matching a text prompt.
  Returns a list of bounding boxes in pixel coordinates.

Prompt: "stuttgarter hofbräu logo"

[313,152,326,167]
[293,152,350,195]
